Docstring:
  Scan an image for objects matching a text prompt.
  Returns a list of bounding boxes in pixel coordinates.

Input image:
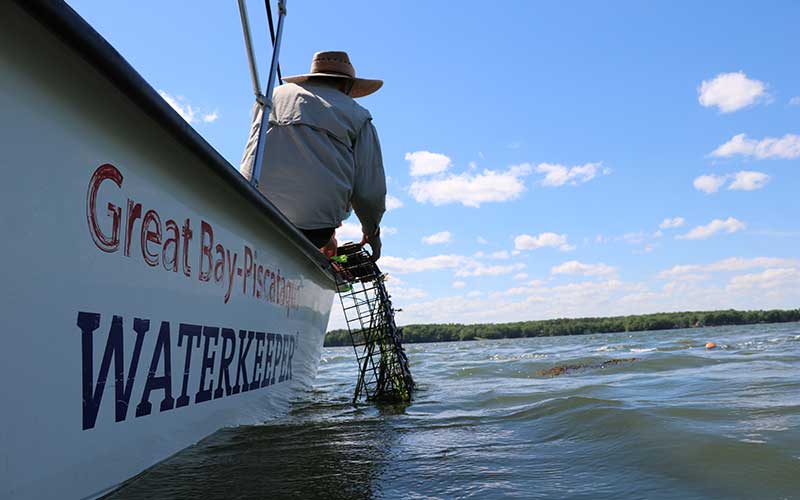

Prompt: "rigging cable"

[265,0,283,83]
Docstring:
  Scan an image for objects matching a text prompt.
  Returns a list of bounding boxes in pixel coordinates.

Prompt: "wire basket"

[334,243,414,403]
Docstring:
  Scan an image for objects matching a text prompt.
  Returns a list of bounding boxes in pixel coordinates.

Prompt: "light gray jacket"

[241,81,386,236]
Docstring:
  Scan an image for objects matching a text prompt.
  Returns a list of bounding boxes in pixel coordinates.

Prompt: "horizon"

[67,0,800,330]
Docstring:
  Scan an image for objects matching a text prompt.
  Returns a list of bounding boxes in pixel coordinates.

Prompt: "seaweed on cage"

[334,243,414,403]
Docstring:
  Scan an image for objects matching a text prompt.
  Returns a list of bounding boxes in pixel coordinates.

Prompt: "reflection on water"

[109,324,800,500]
[107,397,408,500]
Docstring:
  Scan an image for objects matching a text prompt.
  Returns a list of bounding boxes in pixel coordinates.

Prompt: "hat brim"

[281,73,383,98]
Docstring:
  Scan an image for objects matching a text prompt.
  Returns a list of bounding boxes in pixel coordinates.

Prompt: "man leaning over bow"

[241,51,386,261]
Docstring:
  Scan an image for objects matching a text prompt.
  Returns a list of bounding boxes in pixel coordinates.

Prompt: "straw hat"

[282,51,383,98]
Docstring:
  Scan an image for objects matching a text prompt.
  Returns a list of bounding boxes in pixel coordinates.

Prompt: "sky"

[67,0,800,329]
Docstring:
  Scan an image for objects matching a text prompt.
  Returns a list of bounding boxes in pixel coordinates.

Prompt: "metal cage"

[335,243,414,403]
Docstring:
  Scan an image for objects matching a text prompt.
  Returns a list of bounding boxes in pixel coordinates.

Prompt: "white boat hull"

[0,2,336,498]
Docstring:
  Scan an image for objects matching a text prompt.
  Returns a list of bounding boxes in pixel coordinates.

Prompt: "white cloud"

[422,231,452,245]
[452,281,466,289]
[710,133,800,160]
[336,221,364,241]
[535,162,609,187]
[455,262,526,278]
[159,90,196,123]
[380,254,467,274]
[513,273,529,281]
[409,164,531,207]
[728,171,770,191]
[677,217,746,240]
[386,195,404,211]
[514,232,573,251]
[658,256,800,279]
[476,236,488,245]
[159,90,218,125]
[698,72,767,113]
[727,267,800,292]
[382,226,398,236]
[389,287,429,300]
[488,250,510,260]
[693,174,727,194]
[551,260,617,277]
[405,151,452,176]
[660,217,686,229]
[790,97,800,106]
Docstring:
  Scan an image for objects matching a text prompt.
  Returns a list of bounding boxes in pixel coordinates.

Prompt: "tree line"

[324,308,800,347]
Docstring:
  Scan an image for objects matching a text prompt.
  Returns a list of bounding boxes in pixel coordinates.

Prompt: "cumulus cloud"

[710,133,800,160]
[693,171,770,193]
[658,256,800,279]
[159,90,218,125]
[677,217,746,240]
[790,97,800,106]
[336,221,364,241]
[514,232,574,251]
[488,250,510,260]
[728,171,770,191]
[390,287,429,300]
[405,151,452,176]
[455,262,526,278]
[698,72,767,113]
[386,195,404,211]
[159,90,196,123]
[727,267,800,292]
[409,164,531,207]
[513,273,529,281]
[659,217,686,229]
[693,174,728,194]
[380,254,467,274]
[452,281,466,289]
[535,162,609,187]
[476,236,488,244]
[422,231,452,245]
[551,260,617,277]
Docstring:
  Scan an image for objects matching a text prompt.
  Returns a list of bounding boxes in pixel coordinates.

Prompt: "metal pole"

[250,0,286,188]
[237,0,263,99]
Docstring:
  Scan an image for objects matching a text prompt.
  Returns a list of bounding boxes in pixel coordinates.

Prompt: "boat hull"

[0,3,336,498]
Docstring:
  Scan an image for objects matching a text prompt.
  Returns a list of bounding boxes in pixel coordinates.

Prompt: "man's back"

[250,80,385,238]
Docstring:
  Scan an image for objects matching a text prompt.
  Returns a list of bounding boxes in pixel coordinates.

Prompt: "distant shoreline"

[324,308,800,347]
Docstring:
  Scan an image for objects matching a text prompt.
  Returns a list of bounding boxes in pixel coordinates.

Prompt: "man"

[241,51,386,260]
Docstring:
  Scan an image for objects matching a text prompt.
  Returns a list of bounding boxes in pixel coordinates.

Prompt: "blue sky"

[68,1,800,327]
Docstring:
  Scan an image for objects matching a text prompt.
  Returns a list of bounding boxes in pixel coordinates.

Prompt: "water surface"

[109,323,800,499]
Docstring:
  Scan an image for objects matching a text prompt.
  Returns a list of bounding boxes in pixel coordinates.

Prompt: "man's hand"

[321,234,338,259]
[360,231,382,261]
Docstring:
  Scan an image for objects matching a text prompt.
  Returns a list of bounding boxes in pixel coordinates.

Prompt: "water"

[109,324,800,499]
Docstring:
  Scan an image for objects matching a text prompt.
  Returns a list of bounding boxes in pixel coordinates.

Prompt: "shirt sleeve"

[351,120,386,236]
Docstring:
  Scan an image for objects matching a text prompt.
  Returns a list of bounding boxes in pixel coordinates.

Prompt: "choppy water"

[110,324,800,499]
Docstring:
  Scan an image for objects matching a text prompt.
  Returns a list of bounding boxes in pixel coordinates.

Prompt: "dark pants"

[300,227,336,248]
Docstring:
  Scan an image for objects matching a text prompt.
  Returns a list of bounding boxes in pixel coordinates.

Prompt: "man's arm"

[352,120,386,258]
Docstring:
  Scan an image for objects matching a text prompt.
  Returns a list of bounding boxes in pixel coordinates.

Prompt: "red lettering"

[199,221,214,282]
[162,220,179,272]
[124,199,142,257]
[256,265,264,298]
[214,244,225,283]
[242,246,253,296]
[181,218,193,277]
[141,210,162,267]
[86,164,123,253]
[224,250,238,304]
